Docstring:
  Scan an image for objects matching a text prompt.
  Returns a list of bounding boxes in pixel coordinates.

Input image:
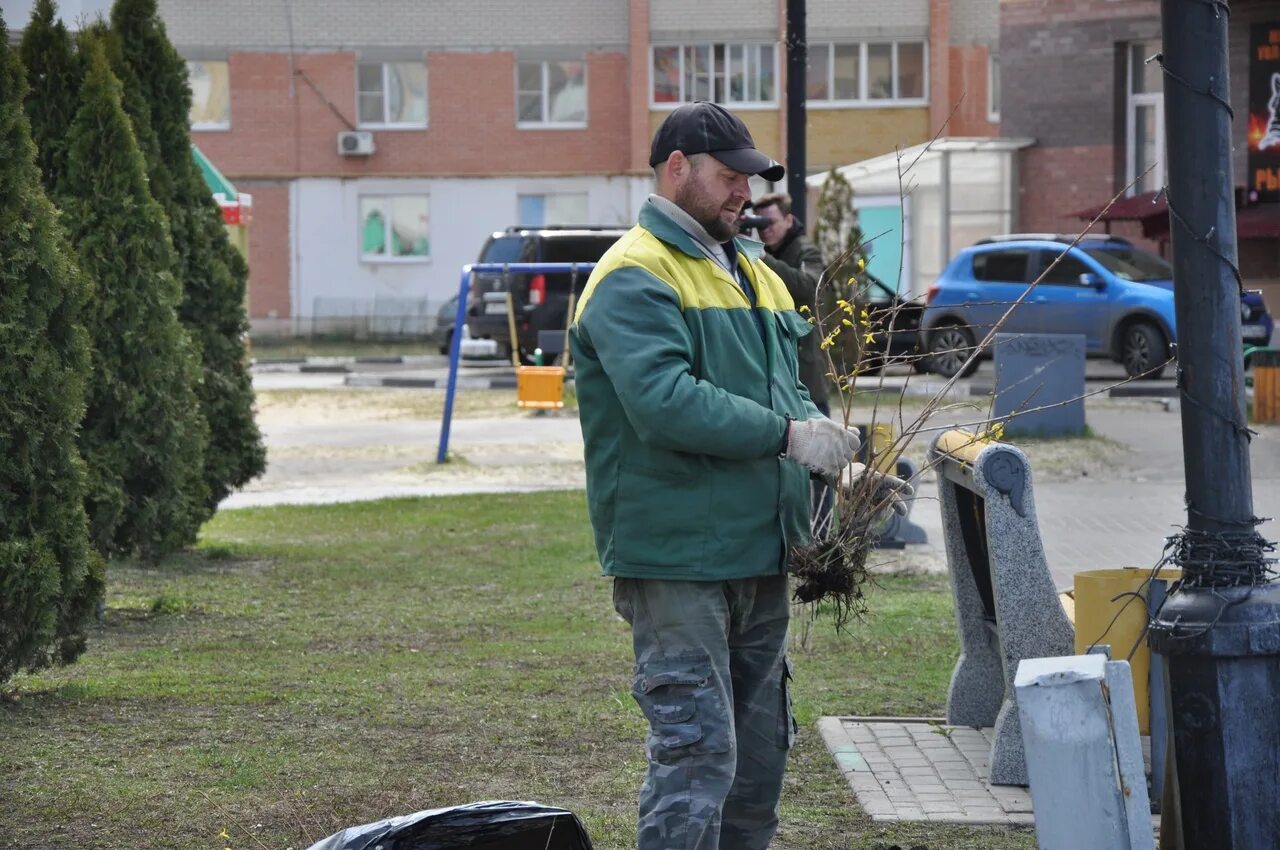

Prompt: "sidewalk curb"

[1109,384,1179,398]
[254,354,453,369]
[345,374,529,390]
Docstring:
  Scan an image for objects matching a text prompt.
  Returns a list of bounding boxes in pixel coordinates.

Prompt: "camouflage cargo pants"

[614,575,796,850]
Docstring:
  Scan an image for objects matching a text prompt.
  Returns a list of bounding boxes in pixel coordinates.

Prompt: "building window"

[988,54,1001,122]
[651,43,776,107]
[805,42,927,106]
[357,61,428,128]
[188,60,230,130]
[518,193,588,226]
[360,196,430,262]
[517,60,587,127]
[1127,40,1164,196]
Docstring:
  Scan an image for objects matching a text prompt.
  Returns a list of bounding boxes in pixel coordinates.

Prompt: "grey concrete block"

[993,333,1087,437]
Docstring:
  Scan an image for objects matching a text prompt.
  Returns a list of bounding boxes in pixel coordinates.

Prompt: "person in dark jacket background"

[754,192,837,536]
[753,192,829,414]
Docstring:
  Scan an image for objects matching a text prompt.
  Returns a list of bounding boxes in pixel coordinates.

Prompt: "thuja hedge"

[111,0,265,510]
[0,11,102,684]
[61,31,211,559]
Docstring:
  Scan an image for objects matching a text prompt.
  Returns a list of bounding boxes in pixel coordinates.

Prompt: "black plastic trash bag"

[304,800,594,850]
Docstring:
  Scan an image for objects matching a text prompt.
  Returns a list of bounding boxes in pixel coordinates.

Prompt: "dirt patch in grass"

[256,387,525,425]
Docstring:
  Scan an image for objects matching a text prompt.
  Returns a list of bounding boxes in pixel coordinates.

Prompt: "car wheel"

[926,324,978,378]
[1120,322,1166,380]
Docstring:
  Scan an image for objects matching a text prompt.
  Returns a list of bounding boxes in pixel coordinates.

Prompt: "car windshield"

[481,235,524,264]
[1081,245,1172,282]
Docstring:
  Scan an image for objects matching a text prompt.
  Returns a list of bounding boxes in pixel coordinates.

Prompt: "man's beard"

[674,177,739,242]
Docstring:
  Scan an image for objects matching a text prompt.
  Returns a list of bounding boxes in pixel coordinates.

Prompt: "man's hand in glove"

[782,417,861,479]
[842,463,915,519]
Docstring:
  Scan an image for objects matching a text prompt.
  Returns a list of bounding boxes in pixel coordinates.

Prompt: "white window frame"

[1125,41,1165,196]
[987,54,1000,123]
[805,41,929,109]
[358,194,432,264]
[649,42,779,110]
[188,59,231,131]
[356,61,428,130]
[516,60,588,129]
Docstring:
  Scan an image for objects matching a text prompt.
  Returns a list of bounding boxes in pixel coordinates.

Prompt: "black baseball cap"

[649,101,785,182]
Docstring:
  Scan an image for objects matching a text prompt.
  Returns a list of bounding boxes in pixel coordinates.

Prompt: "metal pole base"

[1148,580,1280,849]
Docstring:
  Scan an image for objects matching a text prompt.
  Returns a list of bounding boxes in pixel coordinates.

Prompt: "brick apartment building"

[3,0,1000,334]
[1000,0,1280,301]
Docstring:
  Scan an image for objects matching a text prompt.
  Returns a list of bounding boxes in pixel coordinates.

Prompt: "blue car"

[920,235,1273,379]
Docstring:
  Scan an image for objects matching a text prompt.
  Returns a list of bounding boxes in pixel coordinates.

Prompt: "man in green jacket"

[570,102,867,850]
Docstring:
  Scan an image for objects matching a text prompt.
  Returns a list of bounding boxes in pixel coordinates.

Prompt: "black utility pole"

[785,0,806,205]
[1147,1,1280,846]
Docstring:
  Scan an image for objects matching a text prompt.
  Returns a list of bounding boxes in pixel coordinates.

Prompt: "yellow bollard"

[1072,567,1182,734]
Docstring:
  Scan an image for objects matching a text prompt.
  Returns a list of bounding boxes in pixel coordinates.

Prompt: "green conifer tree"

[812,170,871,376]
[62,32,210,559]
[110,0,265,510]
[0,11,103,683]
[18,0,81,195]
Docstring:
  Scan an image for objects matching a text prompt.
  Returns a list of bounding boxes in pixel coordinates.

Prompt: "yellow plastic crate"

[516,366,565,409]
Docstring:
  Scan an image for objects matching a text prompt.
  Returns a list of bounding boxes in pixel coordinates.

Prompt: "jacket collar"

[639,197,765,265]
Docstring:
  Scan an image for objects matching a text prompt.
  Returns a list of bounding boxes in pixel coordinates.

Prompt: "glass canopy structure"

[807,137,1034,298]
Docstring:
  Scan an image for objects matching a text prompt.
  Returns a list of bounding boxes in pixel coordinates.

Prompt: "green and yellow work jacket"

[570,199,823,581]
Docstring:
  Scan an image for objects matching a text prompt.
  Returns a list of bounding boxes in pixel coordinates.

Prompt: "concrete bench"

[928,428,1076,786]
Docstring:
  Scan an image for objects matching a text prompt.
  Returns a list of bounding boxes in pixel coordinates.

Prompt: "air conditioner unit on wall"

[337,131,375,156]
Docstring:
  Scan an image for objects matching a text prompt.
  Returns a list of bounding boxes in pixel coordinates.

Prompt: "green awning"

[192,143,238,201]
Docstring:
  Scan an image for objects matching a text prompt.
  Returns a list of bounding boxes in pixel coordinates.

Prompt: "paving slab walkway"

[819,717,1161,834]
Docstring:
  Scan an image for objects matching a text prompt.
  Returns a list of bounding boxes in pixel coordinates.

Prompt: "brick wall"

[628,0,652,172]
[809,0,931,37]
[930,0,953,135]
[807,107,930,171]
[1016,145,1115,233]
[1002,0,1272,184]
[952,0,998,45]
[1001,13,1158,149]
[648,108,783,164]
[1000,0,1158,29]
[946,44,1000,135]
[193,49,632,179]
[650,0,776,35]
[158,0,629,50]
[240,181,291,318]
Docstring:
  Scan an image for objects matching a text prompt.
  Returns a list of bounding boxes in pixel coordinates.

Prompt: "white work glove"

[783,417,861,479]
[842,462,915,519]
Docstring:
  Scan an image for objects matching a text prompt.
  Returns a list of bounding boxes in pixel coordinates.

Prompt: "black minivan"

[466,225,627,363]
